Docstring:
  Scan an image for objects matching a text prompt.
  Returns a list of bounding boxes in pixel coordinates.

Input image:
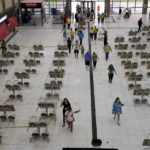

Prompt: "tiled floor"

[0,13,150,150]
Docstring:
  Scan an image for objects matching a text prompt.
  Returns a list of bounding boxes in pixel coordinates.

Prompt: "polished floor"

[0,14,150,150]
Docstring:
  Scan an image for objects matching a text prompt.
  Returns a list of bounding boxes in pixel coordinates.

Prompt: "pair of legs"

[67,121,73,132]
[71,36,74,41]
[94,33,97,40]
[114,113,120,126]
[93,61,97,68]
[85,61,90,69]
[68,45,71,53]
[90,33,93,40]
[68,24,70,29]
[74,50,79,58]
[62,110,66,127]
[138,25,142,32]
[79,38,82,45]
[108,74,114,83]
[105,52,109,61]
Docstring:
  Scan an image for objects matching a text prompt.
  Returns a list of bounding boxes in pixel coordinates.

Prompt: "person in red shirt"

[67,37,72,53]
[63,15,67,24]
[138,18,143,32]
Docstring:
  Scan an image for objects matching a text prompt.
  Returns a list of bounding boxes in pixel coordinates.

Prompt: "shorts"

[74,50,79,54]
[85,61,90,66]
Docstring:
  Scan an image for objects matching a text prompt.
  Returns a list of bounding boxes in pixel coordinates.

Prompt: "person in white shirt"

[65,107,80,132]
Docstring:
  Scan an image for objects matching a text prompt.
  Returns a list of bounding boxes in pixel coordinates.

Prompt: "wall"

[0,0,3,13]
[5,0,13,9]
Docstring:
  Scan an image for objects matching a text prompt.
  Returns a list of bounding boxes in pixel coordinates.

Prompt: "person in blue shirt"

[84,51,91,70]
[78,30,84,45]
[112,97,124,126]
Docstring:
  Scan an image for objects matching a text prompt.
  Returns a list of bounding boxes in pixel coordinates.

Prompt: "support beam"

[66,0,71,17]
[105,0,110,17]
[142,0,148,14]
[2,0,6,11]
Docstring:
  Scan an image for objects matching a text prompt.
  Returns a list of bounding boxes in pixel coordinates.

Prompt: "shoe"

[117,123,120,126]
[62,124,65,127]
[113,117,116,120]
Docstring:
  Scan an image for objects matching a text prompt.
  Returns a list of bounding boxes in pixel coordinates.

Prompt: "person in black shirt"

[61,98,71,127]
[1,40,7,55]
[67,37,72,53]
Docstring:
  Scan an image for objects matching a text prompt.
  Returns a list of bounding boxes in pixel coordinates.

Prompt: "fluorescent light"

[0,15,7,23]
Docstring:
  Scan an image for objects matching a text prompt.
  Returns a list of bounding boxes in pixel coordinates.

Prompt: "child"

[65,107,80,132]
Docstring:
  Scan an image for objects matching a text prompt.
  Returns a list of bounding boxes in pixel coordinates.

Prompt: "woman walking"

[90,27,93,40]
[112,97,124,126]
[93,26,98,40]
[67,37,72,53]
[92,52,99,69]
[108,64,117,83]
[65,107,80,132]
[73,40,80,58]
[80,45,85,58]
[60,98,71,127]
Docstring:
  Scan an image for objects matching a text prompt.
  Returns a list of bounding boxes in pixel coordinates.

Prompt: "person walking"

[70,28,74,41]
[101,14,104,23]
[67,17,71,29]
[78,30,84,45]
[1,40,7,56]
[112,97,124,126]
[92,52,99,69]
[93,26,98,40]
[60,98,71,127]
[138,18,143,32]
[67,37,72,53]
[117,7,122,19]
[80,45,85,58]
[84,51,91,70]
[104,31,108,46]
[63,15,67,24]
[98,13,101,23]
[90,27,93,40]
[65,107,80,132]
[74,22,78,34]
[73,40,80,58]
[104,44,112,61]
[108,64,117,83]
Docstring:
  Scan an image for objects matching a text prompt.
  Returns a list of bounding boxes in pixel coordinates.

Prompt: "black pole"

[88,22,102,146]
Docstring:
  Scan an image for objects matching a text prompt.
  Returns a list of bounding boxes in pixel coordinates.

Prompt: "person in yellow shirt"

[104,44,112,61]
[69,28,74,41]
[67,17,71,29]
[93,26,98,40]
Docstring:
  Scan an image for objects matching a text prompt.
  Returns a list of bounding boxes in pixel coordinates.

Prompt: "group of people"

[98,13,105,23]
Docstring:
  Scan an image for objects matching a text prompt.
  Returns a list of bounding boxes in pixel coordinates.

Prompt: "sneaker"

[113,117,116,120]
[62,124,65,127]
[117,123,120,126]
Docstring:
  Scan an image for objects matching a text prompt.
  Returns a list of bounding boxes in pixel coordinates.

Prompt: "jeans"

[79,38,83,45]
[105,52,109,61]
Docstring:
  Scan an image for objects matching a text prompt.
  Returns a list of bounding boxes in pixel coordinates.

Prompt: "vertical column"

[2,0,6,11]
[142,0,148,14]
[66,0,71,17]
[12,0,15,6]
[105,0,110,17]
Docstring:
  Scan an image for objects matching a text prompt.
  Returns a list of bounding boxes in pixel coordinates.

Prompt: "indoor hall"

[0,0,150,150]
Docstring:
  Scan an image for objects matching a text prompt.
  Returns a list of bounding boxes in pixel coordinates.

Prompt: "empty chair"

[128,84,134,90]
[16,94,23,101]
[28,116,37,127]
[39,117,47,127]
[41,111,49,117]
[141,99,149,106]
[42,131,49,142]
[30,130,40,143]
[8,114,15,124]
[147,72,150,77]
[134,98,140,106]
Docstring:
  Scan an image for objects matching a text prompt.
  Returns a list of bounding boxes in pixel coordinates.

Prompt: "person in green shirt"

[108,64,117,83]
